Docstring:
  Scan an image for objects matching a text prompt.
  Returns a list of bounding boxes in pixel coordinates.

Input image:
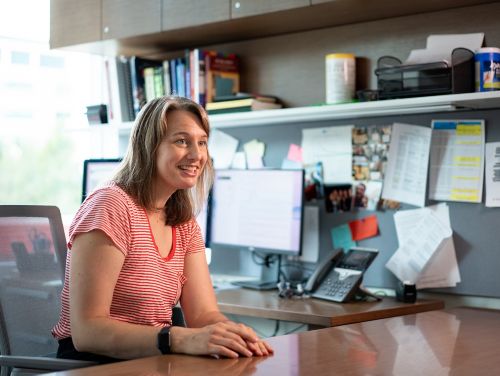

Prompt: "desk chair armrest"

[0,355,97,371]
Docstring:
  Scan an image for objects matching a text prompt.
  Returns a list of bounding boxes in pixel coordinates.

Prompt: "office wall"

[209,108,500,298]
[208,2,500,108]
[204,2,500,299]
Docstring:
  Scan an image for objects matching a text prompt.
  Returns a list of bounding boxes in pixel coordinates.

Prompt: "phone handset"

[304,249,343,293]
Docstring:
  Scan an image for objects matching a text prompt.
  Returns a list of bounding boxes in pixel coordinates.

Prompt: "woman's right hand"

[170,321,272,358]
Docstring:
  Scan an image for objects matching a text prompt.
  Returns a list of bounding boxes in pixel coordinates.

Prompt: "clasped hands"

[170,320,273,359]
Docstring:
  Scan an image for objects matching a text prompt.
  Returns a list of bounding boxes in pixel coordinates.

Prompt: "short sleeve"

[68,186,131,256]
[185,219,206,255]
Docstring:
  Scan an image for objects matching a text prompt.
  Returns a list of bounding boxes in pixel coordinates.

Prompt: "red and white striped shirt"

[52,184,204,340]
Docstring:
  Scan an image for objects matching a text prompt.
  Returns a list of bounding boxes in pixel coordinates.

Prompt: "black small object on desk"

[396,281,417,303]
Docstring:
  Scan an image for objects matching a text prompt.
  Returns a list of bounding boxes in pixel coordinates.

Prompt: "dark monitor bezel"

[81,158,122,202]
[207,168,305,257]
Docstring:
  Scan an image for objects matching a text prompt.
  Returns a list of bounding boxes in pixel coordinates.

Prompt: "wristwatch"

[157,326,171,354]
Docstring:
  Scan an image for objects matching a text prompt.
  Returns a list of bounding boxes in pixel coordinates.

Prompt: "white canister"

[326,53,356,104]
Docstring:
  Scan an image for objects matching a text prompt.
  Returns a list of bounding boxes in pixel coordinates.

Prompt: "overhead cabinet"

[230,0,310,18]
[102,0,161,40]
[162,0,230,30]
[50,0,101,48]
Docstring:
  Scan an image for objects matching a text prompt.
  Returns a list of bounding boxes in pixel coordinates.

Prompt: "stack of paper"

[386,203,460,289]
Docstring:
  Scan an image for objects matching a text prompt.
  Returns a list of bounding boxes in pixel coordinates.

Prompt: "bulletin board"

[209,107,500,298]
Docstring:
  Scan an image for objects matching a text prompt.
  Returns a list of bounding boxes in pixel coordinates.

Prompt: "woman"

[52,96,273,362]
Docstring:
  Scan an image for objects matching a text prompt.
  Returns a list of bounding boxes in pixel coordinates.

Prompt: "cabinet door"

[162,0,230,31]
[50,0,101,48]
[102,0,161,40]
[231,0,310,19]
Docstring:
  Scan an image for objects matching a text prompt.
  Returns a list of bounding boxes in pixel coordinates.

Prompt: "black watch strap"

[157,326,171,354]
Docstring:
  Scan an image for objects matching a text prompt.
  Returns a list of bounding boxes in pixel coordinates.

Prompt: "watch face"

[158,327,171,354]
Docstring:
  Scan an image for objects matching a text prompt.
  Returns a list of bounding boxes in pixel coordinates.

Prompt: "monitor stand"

[231,254,281,290]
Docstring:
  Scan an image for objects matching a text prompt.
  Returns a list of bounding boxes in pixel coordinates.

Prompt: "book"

[163,60,171,96]
[206,97,282,114]
[115,56,135,122]
[143,67,156,103]
[175,57,186,97]
[215,92,279,103]
[153,66,164,98]
[205,51,239,103]
[169,58,177,95]
[190,49,207,106]
[129,56,163,115]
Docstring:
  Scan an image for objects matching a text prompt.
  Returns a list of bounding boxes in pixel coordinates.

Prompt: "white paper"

[382,123,431,207]
[404,33,484,65]
[485,142,500,207]
[208,129,239,169]
[302,126,353,184]
[231,151,247,169]
[299,206,320,263]
[393,204,460,289]
[429,120,485,203]
[281,158,302,169]
[386,210,452,284]
[243,139,265,169]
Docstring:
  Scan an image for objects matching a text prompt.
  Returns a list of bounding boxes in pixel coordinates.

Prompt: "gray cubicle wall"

[208,108,500,298]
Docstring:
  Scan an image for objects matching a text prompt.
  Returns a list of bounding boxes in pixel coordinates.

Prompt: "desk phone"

[305,247,379,303]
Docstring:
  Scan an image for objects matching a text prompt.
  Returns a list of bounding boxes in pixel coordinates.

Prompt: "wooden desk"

[46,307,500,375]
[216,288,444,327]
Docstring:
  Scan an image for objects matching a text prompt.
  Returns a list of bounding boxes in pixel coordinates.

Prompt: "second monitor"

[209,169,305,289]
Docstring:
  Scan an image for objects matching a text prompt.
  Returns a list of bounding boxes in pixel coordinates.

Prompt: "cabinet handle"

[234,2,241,9]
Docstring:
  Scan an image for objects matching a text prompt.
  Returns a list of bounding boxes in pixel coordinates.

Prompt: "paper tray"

[375,48,474,99]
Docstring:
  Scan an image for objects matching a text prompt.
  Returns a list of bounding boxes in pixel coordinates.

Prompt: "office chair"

[0,205,96,376]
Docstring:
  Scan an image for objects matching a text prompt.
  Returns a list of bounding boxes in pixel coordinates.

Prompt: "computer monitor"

[209,169,305,288]
[81,158,122,202]
[81,158,211,247]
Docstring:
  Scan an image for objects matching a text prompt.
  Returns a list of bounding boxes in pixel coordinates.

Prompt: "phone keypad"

[313,270,362,302]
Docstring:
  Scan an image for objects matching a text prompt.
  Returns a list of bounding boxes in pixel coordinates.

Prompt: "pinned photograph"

[325,184,353,213]
[304,162,324,201]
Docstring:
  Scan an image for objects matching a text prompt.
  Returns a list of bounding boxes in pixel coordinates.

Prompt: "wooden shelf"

[116,91,500,133]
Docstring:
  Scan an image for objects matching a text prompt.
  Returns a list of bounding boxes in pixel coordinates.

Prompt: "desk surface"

[47,307,500,375]
[216,288,444,327]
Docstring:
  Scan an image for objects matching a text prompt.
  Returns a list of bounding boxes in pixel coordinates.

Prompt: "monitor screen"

[81,158,210,245]
[209,169,304,256]
[82,159,122,202]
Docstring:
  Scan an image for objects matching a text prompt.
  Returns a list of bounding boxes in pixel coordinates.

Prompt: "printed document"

[428,120,485,203]
[485,142,500,207]
[243,139,266,169]
[386,209,452,284]
[302,125,353,184]
[393,203,459,289]
[382,123,432,207]
[404,33,484,65]
[209,129,239,169]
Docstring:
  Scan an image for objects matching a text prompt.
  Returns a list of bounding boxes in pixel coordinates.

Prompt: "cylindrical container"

[326,53,355,104]
[475,47,500,91]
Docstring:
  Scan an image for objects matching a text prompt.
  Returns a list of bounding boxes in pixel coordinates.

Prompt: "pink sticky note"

[287,144,303,163]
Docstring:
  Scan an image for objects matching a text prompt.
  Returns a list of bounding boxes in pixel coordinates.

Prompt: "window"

[11,51,30,64]
[0,1,116,219]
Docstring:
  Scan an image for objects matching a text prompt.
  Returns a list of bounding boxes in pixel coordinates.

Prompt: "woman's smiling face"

[153,109,208,197]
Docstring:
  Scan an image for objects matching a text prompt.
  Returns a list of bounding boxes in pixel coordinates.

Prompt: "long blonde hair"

[113,96,214,225]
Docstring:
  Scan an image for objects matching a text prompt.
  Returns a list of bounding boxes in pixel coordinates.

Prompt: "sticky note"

[348,215,379,241]
[287,144,303,163]
[331,224,356,251]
